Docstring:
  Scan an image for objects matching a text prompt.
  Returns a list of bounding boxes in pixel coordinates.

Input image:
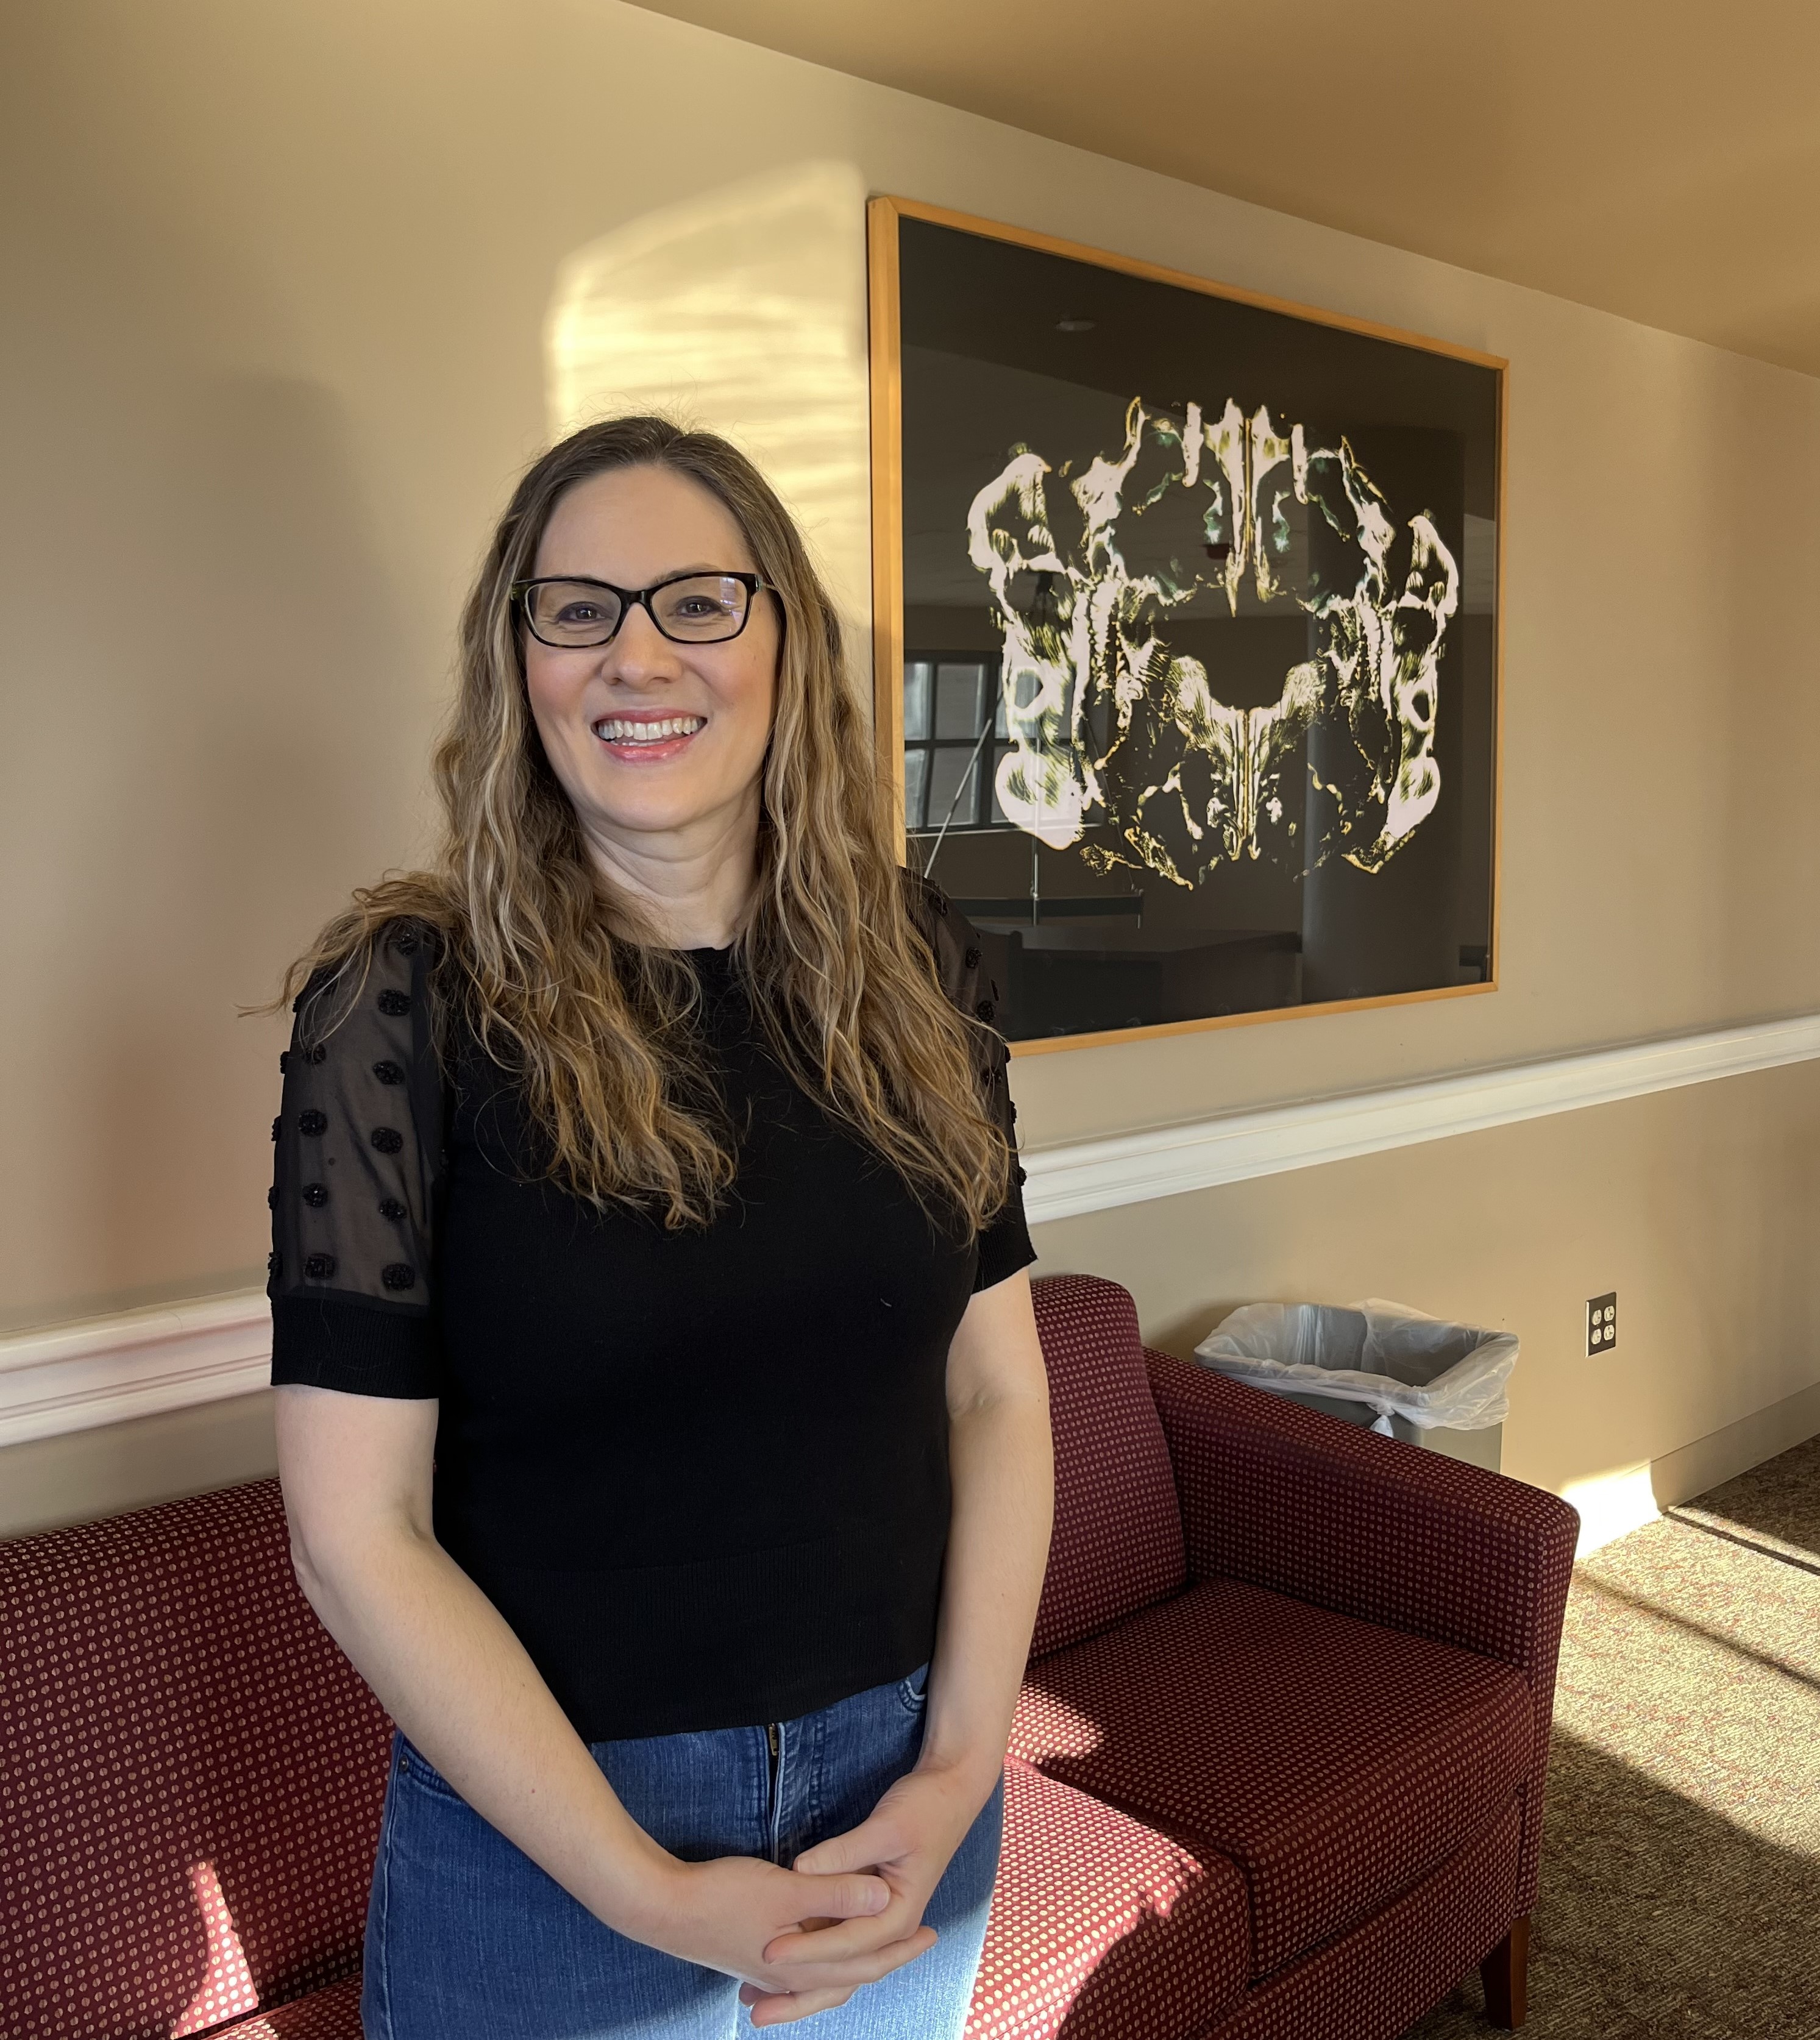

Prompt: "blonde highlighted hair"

[280,416,1008,1231]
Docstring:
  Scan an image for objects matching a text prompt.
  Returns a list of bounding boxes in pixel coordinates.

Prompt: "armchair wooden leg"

[1481,1914,1530,2029]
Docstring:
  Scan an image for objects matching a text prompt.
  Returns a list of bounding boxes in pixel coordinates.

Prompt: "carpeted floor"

[1403,1432,1820,2039]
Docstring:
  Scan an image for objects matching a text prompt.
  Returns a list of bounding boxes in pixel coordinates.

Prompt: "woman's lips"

[590,713,706,762]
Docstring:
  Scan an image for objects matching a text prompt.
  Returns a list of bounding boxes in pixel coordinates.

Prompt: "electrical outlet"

[1587,1291,1617,1356]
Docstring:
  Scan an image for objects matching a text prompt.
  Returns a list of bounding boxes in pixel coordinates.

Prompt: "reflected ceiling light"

[546,160,872,630]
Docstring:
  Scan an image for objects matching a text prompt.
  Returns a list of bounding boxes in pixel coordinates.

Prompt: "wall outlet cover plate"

[1587,1291,1618,1354]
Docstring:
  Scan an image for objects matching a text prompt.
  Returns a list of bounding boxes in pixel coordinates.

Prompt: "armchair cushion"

[1010,1577,1532,1975]
[1216,1793,1521,2040]
[967,1756,1250,2040]
[1027,1277,1185,1658]
[215,1975,363,2037]
[1145,1349,1576,1916]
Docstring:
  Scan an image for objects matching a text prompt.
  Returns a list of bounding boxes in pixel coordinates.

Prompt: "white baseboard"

[1563,1379,1820,1557]
[1561,1464,1661,1556]
[1650,1377,1820,1509]
[5,1012,1819,1452]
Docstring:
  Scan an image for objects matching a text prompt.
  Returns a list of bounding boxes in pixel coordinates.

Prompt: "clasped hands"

[645,1760,989,2027]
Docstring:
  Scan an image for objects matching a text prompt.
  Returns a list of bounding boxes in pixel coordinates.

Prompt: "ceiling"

[631,0,1820,379]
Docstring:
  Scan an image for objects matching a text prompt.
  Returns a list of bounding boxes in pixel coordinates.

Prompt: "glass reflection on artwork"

[883,207,1501,1043]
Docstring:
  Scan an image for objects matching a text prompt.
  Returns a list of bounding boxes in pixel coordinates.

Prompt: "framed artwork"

[867,197,1505,1053]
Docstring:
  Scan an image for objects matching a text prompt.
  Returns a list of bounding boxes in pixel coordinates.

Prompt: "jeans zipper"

[766,1721,783,1862]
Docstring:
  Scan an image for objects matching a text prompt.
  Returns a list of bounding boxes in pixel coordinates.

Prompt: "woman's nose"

[600,602,681,682]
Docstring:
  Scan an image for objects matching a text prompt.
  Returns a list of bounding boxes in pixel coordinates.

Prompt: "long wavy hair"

[279,416,1009,1231]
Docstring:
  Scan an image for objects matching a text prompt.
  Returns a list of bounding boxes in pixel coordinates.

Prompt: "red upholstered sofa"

[1,1274,1576,2039]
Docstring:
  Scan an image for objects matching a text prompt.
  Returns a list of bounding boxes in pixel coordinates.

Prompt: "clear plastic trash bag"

[1193,1300,1518,1435]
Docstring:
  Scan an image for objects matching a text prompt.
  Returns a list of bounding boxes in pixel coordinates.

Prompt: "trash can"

[1193,1300,1517,1473]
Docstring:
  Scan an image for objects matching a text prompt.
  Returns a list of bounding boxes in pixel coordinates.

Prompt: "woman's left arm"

[916,1268,1054,1797]
[748,1272,1052,2016]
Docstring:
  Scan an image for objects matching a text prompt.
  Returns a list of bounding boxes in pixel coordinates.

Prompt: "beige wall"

[3,0,1818,1526]
[1038,1065,1820,1501]
[0,1395,279,1540]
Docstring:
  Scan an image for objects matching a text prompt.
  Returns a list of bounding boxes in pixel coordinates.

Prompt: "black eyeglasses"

[511,570,770,649]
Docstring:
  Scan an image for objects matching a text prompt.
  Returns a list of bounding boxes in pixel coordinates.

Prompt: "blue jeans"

[361,1664,1004,2038]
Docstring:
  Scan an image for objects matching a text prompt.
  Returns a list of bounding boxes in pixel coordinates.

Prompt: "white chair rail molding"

[6,1009,1817,1453]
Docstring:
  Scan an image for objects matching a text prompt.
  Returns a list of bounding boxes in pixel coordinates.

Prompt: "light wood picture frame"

[868,196,1505,1057]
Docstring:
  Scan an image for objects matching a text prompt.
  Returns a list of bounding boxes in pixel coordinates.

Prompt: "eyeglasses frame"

[510,570,772,650]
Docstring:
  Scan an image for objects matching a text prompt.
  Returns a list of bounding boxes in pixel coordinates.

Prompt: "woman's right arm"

[277,1382,934,2020]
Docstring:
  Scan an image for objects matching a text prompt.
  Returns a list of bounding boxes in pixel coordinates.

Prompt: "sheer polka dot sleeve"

[267,919,447,1398]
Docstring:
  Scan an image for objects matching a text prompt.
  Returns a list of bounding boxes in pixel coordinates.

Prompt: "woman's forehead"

[535,464,753,580]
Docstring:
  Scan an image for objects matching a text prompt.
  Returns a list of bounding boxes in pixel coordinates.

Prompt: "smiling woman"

[261,416,1053,2037]
[519,467,781,888]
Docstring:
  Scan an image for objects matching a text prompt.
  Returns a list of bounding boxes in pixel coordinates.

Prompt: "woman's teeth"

[592,716,705,745]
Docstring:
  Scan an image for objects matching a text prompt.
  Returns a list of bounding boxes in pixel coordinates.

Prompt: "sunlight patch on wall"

[546,160,872,628]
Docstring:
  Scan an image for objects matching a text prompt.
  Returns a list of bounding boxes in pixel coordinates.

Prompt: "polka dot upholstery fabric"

[1026,1276,1185,1659]
[1009,1576,1532,1975]
[1142,1348,1577,1918]
[1215,1794,1521,2040]
[3,1277,1567,2040]
[0,1480,391,2040]
[212,1974,363,2039]
[965,1757,1250,2040]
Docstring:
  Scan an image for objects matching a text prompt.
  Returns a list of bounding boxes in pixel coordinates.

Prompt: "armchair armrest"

[1145,1349,1577,1684]
[1146,1348,1579,1922]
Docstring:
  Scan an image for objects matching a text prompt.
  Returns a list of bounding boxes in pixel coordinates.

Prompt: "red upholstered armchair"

[969,1274,1578,2039]
[0,1271,1574,2039]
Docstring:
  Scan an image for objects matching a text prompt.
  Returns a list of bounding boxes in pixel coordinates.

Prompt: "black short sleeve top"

[268,881,1034,1739]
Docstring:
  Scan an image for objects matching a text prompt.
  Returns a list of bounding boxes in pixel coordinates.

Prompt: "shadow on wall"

[1637,1072,1820,1453]
[96,374,417,1313]
[544,157,872,631]
[164,372,413,950]
[1,362,415,1324]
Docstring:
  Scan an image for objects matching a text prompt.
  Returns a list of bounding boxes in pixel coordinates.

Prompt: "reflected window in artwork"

[903,657,1012,837]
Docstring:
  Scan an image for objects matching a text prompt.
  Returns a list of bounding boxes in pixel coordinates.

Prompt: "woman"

[268,415,1053,2038]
